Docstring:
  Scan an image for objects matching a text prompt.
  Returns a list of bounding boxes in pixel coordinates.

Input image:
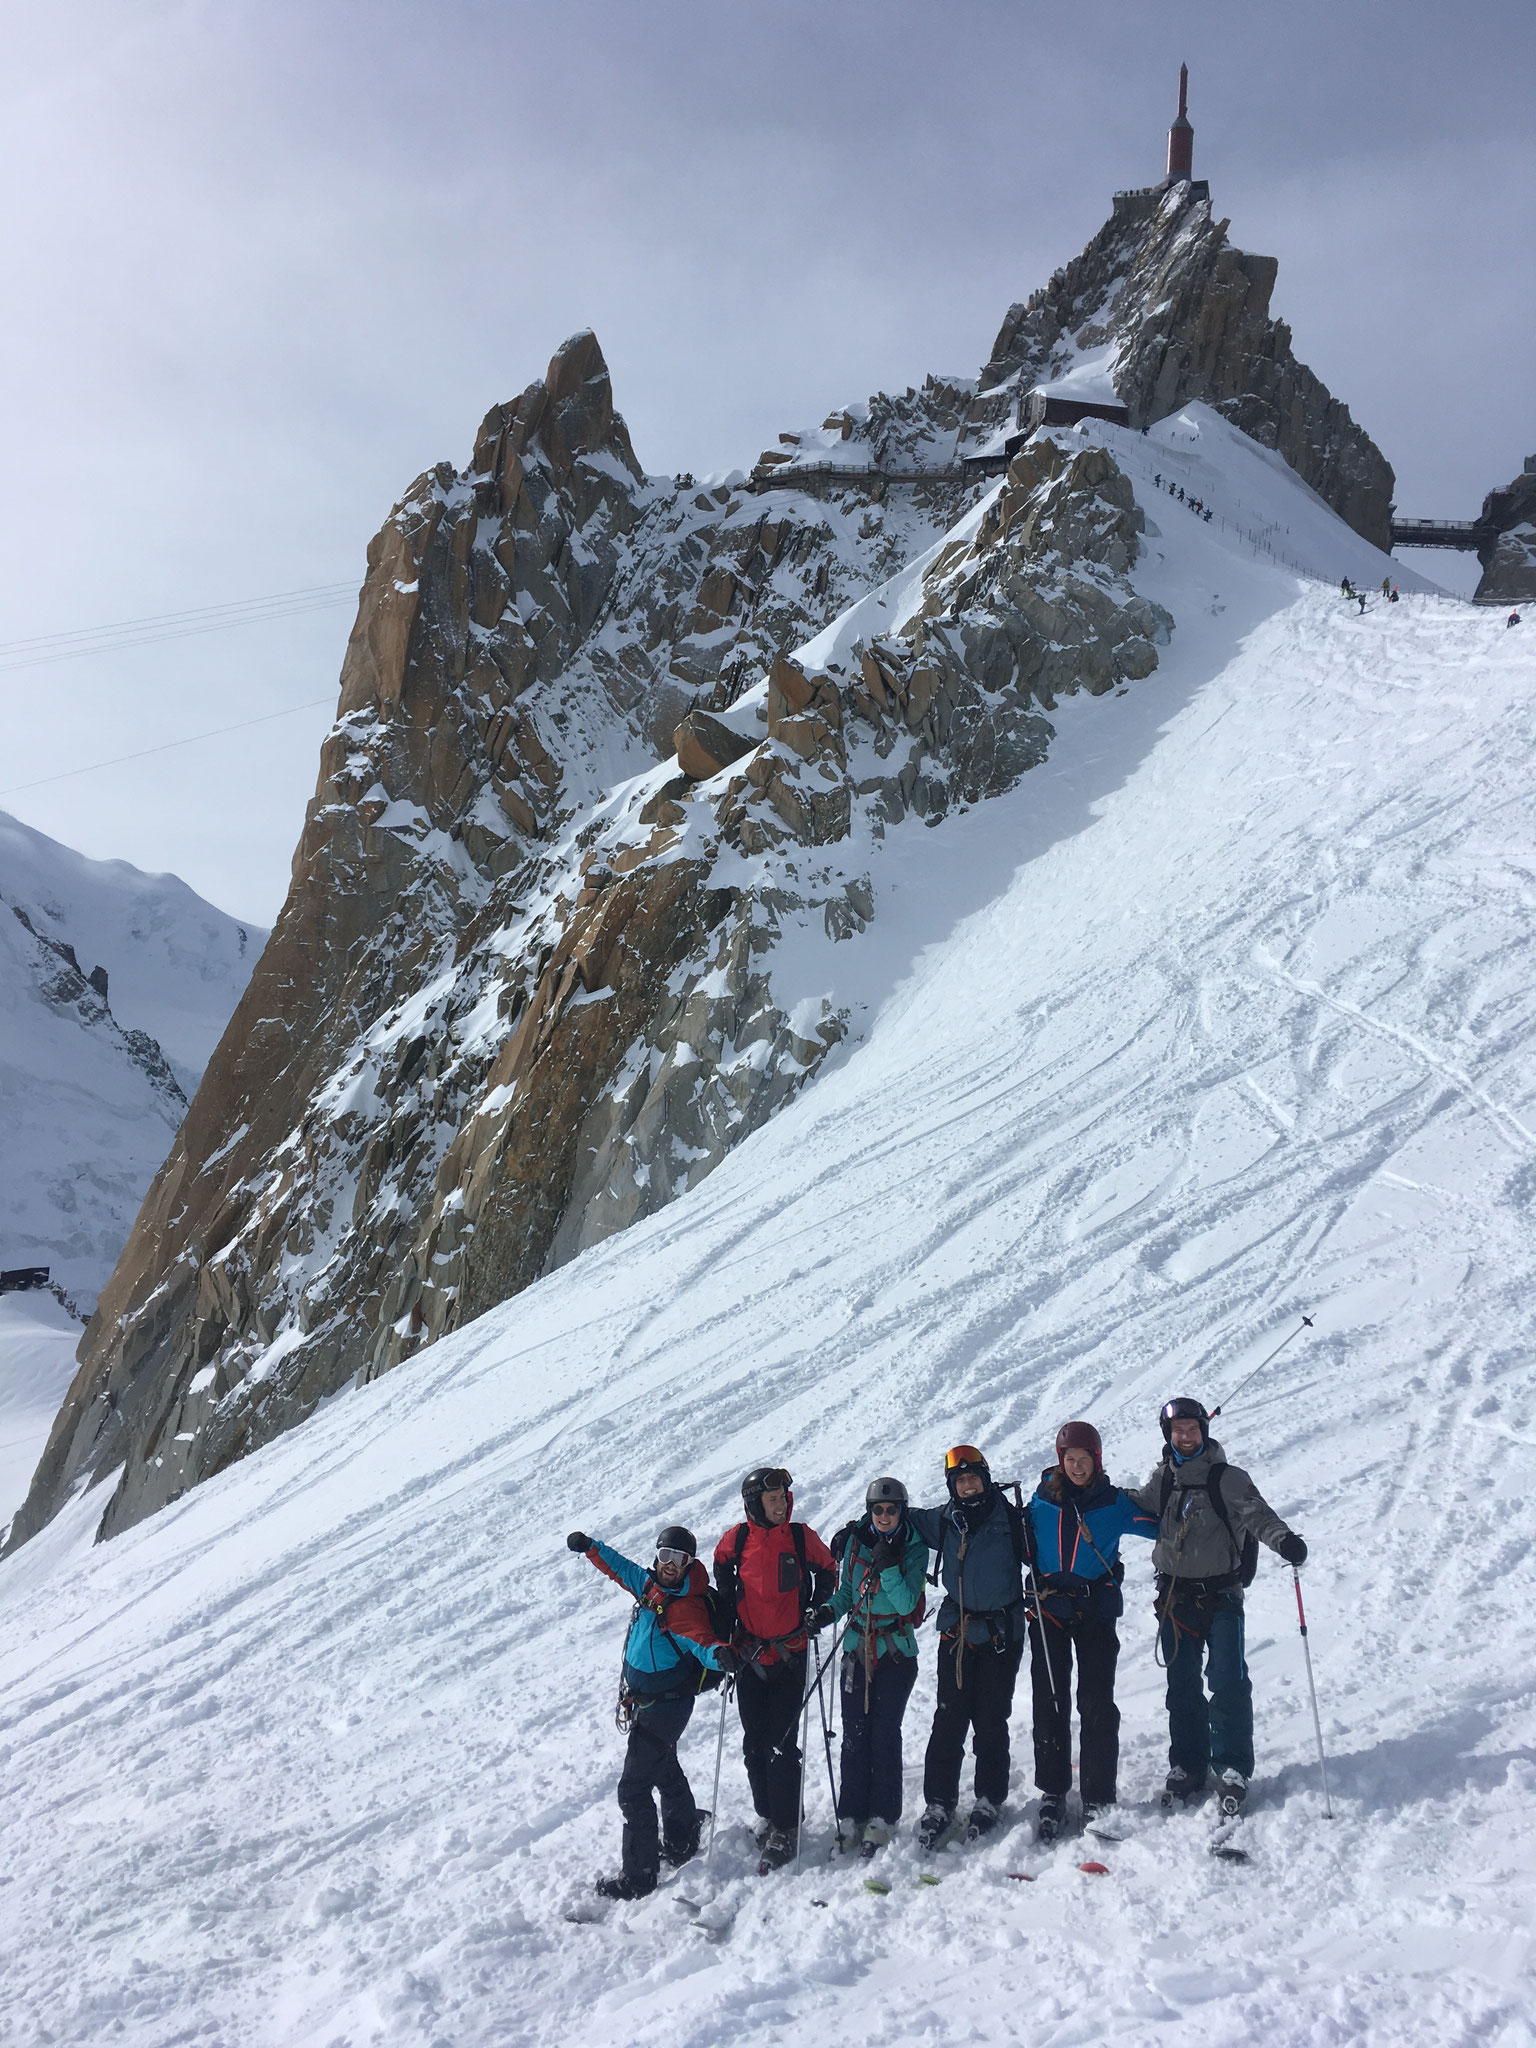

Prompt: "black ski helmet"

[1160,1397,1210,1451]
[741,1466,792,1525]
[655,1524,696,1560]
[865,1476,908,1511]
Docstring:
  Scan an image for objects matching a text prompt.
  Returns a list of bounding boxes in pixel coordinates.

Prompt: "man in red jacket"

[714,1466,835,1869]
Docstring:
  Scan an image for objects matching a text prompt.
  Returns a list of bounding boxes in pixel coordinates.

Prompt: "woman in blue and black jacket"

[1025,1422,1156,1839]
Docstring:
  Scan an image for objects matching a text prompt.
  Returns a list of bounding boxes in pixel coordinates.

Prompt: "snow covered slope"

[0,1292,81,1532]
[2,441,1533,2045]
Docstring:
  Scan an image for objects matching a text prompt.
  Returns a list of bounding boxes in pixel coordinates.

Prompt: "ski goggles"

[1160,1399,1208,1425]
[654,1547,693,1569]
[754,1469,792,1492]
[944,1445,987,1472]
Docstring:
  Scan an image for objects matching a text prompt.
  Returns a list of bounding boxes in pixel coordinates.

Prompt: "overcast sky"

[2,0,1531,924]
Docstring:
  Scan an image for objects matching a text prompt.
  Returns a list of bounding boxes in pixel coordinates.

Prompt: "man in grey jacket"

[1131,1398,1308,1814]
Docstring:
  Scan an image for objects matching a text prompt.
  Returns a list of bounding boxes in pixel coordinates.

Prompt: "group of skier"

[569,1397,1307,1901]
[1152,474,1214,522]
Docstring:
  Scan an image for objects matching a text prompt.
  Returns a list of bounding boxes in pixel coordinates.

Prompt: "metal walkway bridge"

[1391,519,1489,551]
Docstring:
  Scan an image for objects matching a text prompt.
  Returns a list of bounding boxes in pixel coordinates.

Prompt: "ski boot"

[1215,1769,1248,1818]
[594,1870,655,1901]
[1035,1793,1067,1844]
[1161,1766,1206,1810]
[966,1797,1002,1843]
[661,1810,708,1868]
[834,1817,863,1856]
[757,1826,796,1874]
[861,1818,894,1861]
[916,1802,954,1851]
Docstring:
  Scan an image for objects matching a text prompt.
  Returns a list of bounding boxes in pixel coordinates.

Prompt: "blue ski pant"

[1159,1590,1254,1781]
[617,1692,696,1881]
[836,1649,919,1824]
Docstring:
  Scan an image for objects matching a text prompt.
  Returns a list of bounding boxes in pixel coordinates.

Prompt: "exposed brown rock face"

[12,179,1366,1552]
[968,183,1395,548]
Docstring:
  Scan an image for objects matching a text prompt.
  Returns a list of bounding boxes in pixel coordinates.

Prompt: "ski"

[863,1874,943,1895]
[1208,1819,1250,1864]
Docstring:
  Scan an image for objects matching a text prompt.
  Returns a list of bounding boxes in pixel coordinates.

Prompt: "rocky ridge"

[1473,459,1536,606]
[8,179,1384,1551]
[964,181,1395,548]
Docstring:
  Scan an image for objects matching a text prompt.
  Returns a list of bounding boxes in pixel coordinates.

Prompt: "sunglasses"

[869,1501,901,1517]
[944,1445,986,1471]
[655,1548,692,1569]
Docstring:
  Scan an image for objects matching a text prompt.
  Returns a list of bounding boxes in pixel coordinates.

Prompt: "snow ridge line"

[1254,946,1536,1155]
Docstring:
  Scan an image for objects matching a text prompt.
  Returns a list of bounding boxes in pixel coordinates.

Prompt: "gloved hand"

[869,1535,902,1572]
[804,1603,835,1635]
[1277,1532,1308,1566]
[566,1531,592,1553]
[713,1645,741,1675]
[829,1520,859,1564]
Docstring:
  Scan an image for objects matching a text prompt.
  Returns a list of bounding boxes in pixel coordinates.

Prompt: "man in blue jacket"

[568,1523,738,1899]
[908,1446,1027,1848]
[1025,1421,1157,1839]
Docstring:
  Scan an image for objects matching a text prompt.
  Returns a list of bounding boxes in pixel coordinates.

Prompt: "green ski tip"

[917,1873,943,1886]
[862,1878,892,1895]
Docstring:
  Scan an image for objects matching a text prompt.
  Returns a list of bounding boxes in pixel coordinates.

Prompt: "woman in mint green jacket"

[809,1476,929,1856]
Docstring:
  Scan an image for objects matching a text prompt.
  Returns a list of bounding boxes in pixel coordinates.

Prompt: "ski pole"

[1292,1568,1334,1819]
[814,1641,839,1819]
[1210,1315,1314,1418]
[1009,1480,1063,1722]
[793,1684,812,1873]
[704,1677,732,1869]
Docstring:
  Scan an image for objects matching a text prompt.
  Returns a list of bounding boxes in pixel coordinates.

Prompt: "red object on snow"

[1078,1861,1110,1876]
[1007,1872,1035,1882]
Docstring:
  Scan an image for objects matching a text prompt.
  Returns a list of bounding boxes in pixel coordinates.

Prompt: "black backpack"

[1158,1462,1259,1586]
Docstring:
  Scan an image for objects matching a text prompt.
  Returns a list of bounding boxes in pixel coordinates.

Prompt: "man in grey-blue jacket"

[907,1445,1028,1847]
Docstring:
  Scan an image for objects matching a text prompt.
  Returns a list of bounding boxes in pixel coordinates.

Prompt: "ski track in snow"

[3,423,1536,2045]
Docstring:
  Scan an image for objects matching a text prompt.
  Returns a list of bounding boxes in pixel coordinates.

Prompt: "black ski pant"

[737,1649,807,1832]
[1029,1614,1121,1806]
[922,1633,1023,1812]
[617,1692,696,1884]
[837,1650,919,1825]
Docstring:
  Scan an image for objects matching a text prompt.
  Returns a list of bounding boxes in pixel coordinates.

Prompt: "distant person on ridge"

[807,1476,927,1858]
[908,1446,1028,1849]
[1341,577,1355,598]
[1381,577,1392,596]
[567,1524,737,1900]
[714,1468,835,1872]
[1130,1399,1308,1816]
[1510,610,1521,628]
[1357,591,1369,614]
[1024,1423,1157,1841]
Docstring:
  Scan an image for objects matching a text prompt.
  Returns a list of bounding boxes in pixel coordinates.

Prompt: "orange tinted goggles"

[944,1444,986,1471]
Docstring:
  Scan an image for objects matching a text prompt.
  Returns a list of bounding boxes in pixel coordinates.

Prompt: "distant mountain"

[0,812,263,1097]
[0,812,265,1311]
